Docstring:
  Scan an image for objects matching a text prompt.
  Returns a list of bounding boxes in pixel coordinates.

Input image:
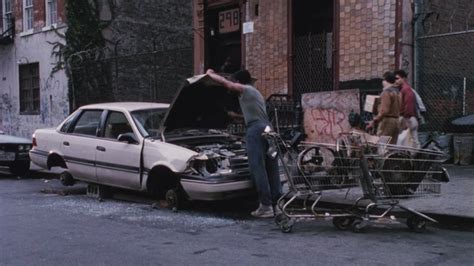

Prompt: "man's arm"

[374,92,390,122]
[367,92,390,130]
[227,111,244,121]
[206,69,244,94]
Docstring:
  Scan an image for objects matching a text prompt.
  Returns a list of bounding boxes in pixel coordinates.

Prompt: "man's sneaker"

[251,204,274,218]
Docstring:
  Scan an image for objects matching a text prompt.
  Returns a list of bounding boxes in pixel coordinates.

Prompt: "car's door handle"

[63,141,70,146]
[96,146,106,152]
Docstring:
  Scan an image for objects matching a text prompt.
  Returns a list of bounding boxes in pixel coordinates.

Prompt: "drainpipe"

[413,0,422,91]
[287,0,293,97]
[463,77,466,116]
[333,0,340,91]
[394,0,403,70]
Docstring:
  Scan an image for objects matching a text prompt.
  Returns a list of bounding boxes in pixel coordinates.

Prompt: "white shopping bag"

[397,129,414,148]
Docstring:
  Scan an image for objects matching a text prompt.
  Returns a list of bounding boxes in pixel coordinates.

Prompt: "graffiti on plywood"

[302,89,360,143]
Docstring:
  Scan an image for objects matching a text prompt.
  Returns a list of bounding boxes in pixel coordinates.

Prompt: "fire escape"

[0,18,15,45]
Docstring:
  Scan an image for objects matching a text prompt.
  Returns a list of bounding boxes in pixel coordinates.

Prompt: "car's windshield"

[131,108,167,138]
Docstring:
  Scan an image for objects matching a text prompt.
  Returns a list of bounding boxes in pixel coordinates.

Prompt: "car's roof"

[80,102,169,112]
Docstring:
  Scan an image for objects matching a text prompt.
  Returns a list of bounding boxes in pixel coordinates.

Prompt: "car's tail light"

[32,135,37,147]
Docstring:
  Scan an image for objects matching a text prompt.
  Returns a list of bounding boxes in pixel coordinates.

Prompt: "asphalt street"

[1,174,473,265]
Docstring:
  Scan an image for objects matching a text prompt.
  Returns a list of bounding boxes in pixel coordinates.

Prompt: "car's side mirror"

[117,133,139,144]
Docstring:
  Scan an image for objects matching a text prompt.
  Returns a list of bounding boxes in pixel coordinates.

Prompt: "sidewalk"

[315,165,474,229]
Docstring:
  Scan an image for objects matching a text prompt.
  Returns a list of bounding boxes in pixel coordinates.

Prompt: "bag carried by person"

[412,89,426,124]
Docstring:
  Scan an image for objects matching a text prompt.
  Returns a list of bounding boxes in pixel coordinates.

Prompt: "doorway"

[291,0,335,101]
[206,5,242,74]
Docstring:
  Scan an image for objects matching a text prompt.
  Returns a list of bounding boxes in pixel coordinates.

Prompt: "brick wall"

[95,0,193,104]
[196,0,402,98]
[338,0,397,82]
[243,0,288,98]
[33,0,46,30]
[6,0,66,34]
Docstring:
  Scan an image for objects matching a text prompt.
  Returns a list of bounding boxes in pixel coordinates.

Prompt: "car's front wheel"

[9,161,30,176]
[148,167,188,210]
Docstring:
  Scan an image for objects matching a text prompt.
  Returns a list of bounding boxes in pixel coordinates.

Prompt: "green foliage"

[64,0,115,110]
[64,0,105,59]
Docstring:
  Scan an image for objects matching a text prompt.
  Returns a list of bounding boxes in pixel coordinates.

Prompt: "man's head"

[394,70,408,87]
[382,71,396,87]
[231,69,252,85]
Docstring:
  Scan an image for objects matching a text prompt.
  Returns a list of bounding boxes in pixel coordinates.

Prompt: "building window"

[23,0,33,31]
[46,0,58,26]
[19,63,40,114]
[2,0,13,32]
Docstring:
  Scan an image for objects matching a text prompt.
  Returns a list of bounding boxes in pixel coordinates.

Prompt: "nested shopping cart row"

[265,130,449,233]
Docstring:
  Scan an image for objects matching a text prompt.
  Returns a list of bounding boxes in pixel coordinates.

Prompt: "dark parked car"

[0,131,31,176]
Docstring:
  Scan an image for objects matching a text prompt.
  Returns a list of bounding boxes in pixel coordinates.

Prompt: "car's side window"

[70,110,102,136]
[103,111,134,140]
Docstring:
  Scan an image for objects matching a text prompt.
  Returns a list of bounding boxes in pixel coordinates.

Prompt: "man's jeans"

[246,121,282,206]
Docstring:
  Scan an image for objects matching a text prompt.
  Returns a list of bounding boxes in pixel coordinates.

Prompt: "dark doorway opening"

[205,5,242,74]
[292,0,334,102]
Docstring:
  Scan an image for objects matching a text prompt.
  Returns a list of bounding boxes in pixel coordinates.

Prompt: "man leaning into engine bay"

[206,68,281,218]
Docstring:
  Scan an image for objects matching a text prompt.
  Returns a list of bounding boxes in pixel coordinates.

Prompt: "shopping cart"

[263,130,360,233]
[266,129,449,233]
[333,131,450,232]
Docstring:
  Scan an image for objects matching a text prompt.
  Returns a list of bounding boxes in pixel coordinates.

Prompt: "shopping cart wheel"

[274,213,288,226]
[280,219,294,233]
[351,219,368,233]
[332,216,355,230]
[406,215,427,232]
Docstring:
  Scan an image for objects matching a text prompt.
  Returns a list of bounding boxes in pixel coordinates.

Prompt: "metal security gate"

[293,33,333,103]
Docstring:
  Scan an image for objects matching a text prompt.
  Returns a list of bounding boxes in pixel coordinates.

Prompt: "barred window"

[2,0,13,31]
[46,0,58,26]
[24,0,33,31]
[19,63,40,114]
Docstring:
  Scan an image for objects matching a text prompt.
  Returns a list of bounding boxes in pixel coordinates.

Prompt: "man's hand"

[227,111,244,121]
[366,120,375,130]
[206,69,215,75]
[205,68,243,94]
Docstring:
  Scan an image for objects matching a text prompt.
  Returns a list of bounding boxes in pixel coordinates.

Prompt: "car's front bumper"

[180,176,255,201]
[0,152,29,166]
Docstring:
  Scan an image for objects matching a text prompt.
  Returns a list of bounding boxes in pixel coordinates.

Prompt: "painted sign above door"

[218,8,240,34]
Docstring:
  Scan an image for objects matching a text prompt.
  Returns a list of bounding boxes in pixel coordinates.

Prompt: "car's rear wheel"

[59,171,75,186]
[9,161,30,176]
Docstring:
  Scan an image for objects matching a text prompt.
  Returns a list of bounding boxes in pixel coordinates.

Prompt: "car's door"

[62,109,103,182]
[95,111,141,190]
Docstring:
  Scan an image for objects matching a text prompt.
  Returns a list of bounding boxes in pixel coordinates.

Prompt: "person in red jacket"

[395,70,420,149]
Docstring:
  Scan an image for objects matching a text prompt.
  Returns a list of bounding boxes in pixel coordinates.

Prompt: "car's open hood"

[161,74,240,133]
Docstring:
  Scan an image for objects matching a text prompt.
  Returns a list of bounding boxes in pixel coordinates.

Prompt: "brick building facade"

[0,0,69,138]
[193,0,410,100]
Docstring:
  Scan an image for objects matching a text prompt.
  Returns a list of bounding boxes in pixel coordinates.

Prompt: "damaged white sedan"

[30,74,253,207]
